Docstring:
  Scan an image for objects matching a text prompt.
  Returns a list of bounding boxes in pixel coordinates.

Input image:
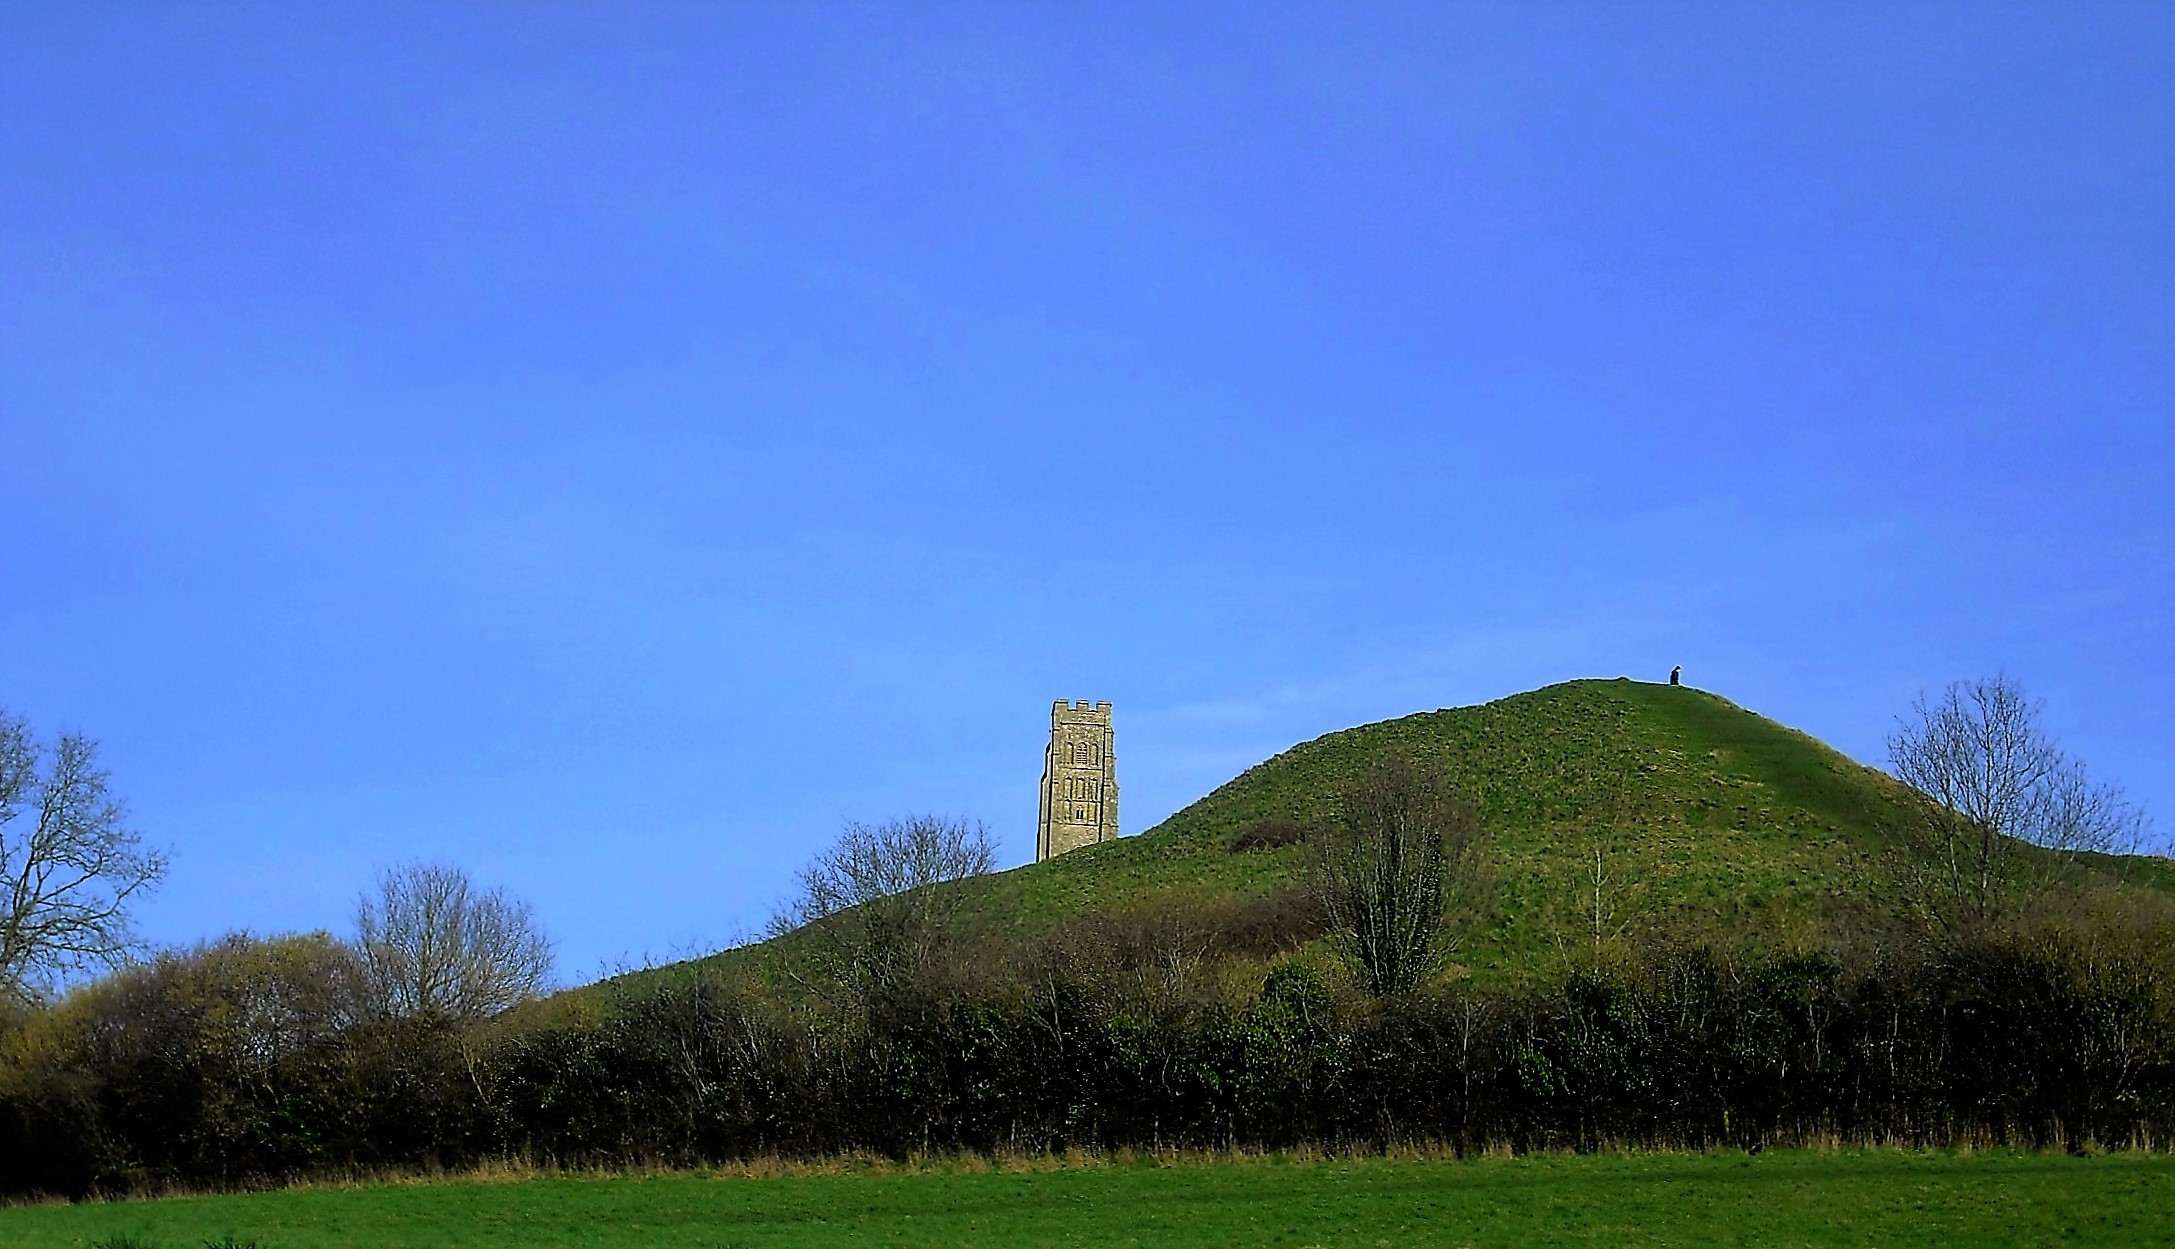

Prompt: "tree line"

[2,711,551,1020]
[0,675,2165,1198]
[1,896,2167,1197]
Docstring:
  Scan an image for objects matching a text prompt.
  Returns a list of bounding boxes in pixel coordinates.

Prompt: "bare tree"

[771,815,996,999]
[0,711,167,1001]
[773,814,996,933]
[354,862,553,1020]
[1583,839,1636,953]
[1571,777,1648,956]
[1311,754,1487,996]
[1887,674,2149,927]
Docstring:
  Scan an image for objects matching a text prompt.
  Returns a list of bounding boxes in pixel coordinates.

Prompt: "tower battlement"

[1037,700,1117,861]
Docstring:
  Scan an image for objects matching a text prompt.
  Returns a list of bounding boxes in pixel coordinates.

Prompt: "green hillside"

[11,681,2166,1201]
[655,679,2162,990]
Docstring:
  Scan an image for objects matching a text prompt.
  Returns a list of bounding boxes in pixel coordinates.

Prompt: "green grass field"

[5,1151,2169,1248]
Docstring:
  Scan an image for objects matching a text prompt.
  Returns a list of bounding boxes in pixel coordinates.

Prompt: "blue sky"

[3,2,2168,981]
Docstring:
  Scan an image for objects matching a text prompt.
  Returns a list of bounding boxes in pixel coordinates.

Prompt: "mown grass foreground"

[5,1150,2169,1248]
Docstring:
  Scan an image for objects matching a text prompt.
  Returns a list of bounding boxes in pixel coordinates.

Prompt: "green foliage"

[0,932,476,1196]
[20,921,2174,1197]
[6,1152,2173,1248]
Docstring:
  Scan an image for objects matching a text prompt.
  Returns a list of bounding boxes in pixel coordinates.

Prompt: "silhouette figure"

[1669,665,1681,686]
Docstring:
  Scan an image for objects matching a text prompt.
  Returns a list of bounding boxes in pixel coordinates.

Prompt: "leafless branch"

[1311,753,1488,996]
[769,814,996,1002]
[0,712,167,1001]
[772,814,995,933]
[1887,674,2150,928]
[355,861,553,1020]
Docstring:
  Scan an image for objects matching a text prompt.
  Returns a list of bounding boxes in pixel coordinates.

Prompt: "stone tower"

[1037,700,1117,861]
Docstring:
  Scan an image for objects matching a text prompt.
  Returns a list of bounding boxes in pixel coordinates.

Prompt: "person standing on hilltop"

[1669,665,1682,686]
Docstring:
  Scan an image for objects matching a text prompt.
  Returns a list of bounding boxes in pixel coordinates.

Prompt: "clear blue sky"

[3,2,2168,981]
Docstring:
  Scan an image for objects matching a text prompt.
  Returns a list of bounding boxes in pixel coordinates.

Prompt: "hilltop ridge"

[948,679,1927,972]
[647,678,2166,990]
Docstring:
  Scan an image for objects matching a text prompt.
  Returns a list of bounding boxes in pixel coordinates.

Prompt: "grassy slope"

[955,679,1922,973]
[645,678,2164,991]
[4,1151,2171,1248]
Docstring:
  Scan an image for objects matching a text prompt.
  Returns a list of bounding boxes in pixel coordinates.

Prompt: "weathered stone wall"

[1037,700,1118,861]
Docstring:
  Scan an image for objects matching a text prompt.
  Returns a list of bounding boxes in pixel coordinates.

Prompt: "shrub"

[1229,818,1313,853]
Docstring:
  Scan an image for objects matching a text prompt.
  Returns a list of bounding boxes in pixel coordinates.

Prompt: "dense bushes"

[1,916,2169,1198]
[0,935,489,1194]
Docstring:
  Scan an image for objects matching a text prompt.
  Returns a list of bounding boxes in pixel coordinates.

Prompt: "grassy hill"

[10,679,2166,1202]
[645,678,2164,991]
